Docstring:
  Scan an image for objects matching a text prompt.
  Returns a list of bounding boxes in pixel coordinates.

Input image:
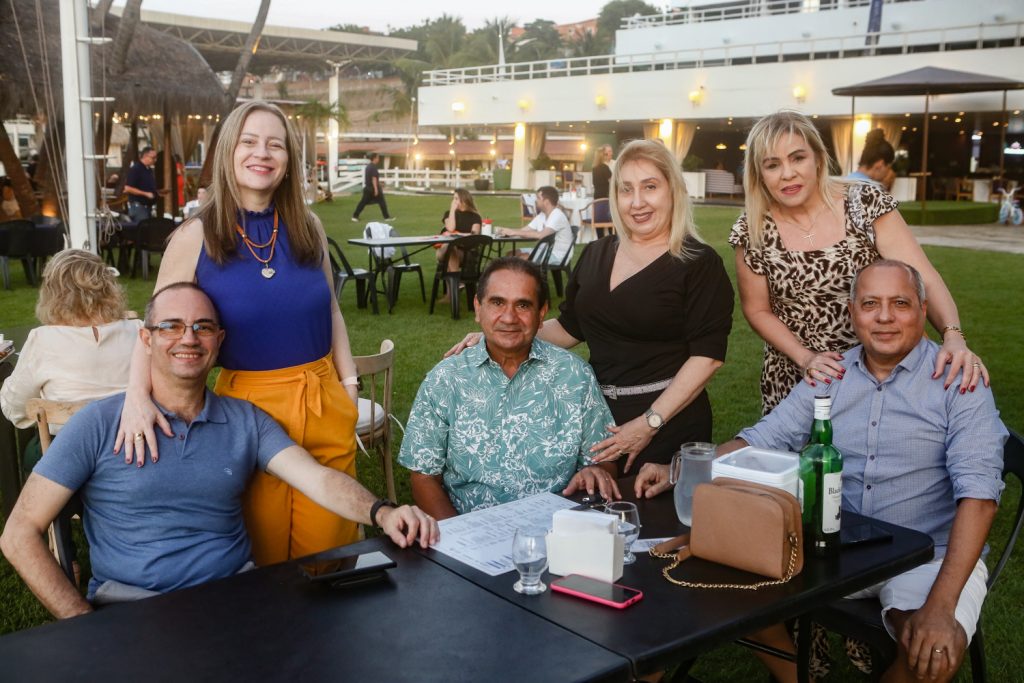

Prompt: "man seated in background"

[1,283,438,619]
[497,186,573,265]
[636,260,1006,683]
[399,258,620,519]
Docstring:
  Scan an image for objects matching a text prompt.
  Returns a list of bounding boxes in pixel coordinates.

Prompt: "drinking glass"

[604,501,641,565]
[511,527,548,595]
[670,442,716,526]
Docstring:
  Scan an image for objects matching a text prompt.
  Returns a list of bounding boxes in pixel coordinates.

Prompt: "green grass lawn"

[1,193,1021,681]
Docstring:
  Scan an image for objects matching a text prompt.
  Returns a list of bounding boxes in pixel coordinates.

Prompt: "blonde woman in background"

[1,249,141,472]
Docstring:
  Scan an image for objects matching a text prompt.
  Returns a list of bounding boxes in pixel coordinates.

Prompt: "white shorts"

[845,556,988,644]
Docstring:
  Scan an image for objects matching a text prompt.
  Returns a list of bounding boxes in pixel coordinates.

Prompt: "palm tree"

[223,0,272,111]
[295,98,349,194]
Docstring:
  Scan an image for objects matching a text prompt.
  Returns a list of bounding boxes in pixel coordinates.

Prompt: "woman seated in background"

[731,110,985,418]
[437,188,482,272]
[850,128,896,191]
[1,249,141,473]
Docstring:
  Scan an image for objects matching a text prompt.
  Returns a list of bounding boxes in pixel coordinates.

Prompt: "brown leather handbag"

[650,478,804,590]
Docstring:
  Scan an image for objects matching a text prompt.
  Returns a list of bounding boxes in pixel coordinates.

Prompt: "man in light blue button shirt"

[400,257,621,519]
[637,260,1006,683]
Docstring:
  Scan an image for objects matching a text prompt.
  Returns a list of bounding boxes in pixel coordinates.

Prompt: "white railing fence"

[622,0,881,29]
[423,21,1023,86]
[331,168,496,194]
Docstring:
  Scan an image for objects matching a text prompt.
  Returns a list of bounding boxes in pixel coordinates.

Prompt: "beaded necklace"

[235,209,279,279]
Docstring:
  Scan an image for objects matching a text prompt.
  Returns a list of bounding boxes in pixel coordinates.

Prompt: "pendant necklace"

[780,203,827,246]
[235,209,279,279]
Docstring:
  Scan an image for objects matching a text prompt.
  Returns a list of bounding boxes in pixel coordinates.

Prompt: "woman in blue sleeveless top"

[117,101,362,565]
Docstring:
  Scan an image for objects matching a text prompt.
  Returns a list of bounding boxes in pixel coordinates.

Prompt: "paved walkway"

[910,224,1024,255]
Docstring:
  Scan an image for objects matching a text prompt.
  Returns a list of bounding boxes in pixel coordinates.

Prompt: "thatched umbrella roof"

[0,0,226,121]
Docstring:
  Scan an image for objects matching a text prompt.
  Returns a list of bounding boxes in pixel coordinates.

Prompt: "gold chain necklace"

[235,209,279,279]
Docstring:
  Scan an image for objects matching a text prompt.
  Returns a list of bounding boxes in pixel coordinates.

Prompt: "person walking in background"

[116,101,365,567]
[730,110,985,416]
[351,152,394,222]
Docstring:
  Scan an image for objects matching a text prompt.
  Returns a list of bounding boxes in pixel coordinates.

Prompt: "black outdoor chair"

[28,223,66,274]
[135,217,177,279]
[527,233,555,265]
[796,428,1024,683]
[327,236,377,313]
[363,225,425,313]
[429,234,492,320]
[0,219,36,289]
[542,225,578,297]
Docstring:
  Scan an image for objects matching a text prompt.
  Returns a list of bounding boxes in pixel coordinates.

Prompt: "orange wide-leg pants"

[215,353,359,566]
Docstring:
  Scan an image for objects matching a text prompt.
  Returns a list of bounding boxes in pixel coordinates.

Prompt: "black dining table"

[0,537,631,683]
[420,479,934,680]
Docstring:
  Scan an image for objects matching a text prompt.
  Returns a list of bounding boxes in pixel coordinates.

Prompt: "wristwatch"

[644,408,664,431]
[370,499,397,528]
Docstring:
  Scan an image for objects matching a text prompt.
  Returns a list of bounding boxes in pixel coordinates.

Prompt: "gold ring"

[972,363,981,368]
[134,433,145,440]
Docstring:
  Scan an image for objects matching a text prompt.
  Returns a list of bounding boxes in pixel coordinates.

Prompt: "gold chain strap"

[649,533,800,591]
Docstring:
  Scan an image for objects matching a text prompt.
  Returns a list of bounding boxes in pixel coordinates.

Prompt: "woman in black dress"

[449,140,733,472]
[554,139,733,472]
[438,188,483,271]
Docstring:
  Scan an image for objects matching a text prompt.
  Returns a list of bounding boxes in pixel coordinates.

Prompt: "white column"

[328,73,339,185]
[60,0,98,251]
[511,122,529,190]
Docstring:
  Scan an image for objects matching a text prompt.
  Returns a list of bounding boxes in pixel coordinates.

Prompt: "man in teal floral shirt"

[399,258,620,519]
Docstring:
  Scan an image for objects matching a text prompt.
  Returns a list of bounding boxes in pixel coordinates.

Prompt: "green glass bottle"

[799,395,843,555]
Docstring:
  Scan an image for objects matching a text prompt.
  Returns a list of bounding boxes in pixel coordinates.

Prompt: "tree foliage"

[596,0,659,52]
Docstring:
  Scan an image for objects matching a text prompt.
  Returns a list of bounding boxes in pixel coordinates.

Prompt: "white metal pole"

[329,70,340,192]
[59,0,101,251]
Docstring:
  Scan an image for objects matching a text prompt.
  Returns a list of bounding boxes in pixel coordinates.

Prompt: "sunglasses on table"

[145,320,221,339]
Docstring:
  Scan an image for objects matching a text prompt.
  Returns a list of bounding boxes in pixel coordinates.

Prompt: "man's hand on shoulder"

[378,505,440,549]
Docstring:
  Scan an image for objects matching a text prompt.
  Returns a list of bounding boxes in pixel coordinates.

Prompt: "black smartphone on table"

[841,521,894,547]
[300,551,396,585]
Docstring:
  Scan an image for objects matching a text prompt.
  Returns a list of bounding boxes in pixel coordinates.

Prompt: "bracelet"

[941,325,966,342]
[341,376,359,387]
[370,499,397,528]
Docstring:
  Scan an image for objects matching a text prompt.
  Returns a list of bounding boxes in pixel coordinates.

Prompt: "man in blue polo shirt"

[1,283,438,619]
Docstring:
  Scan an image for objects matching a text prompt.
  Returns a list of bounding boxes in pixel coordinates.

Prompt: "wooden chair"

[25,398,91,585]
[955,178,975,202]
[582,198,614,240]
[795,428,1024,683]
[353,340,397,502]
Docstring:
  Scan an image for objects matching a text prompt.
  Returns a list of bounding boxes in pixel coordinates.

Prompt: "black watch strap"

[370,499,397,528]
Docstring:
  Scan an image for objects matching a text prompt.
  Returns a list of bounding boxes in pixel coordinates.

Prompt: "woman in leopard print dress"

[731,110,987,416]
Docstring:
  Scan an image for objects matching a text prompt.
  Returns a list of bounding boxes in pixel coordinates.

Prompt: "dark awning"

[832,66,1024,97]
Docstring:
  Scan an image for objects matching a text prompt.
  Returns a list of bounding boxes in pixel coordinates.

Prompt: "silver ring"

[972,363,981,368]
[933,648,944,654]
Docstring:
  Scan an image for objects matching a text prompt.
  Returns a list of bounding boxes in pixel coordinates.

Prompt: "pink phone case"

[551,575,644,609]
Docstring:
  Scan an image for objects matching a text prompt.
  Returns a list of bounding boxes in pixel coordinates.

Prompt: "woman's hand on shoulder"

[799,350,846,387]
[934,334,989,392]
[114,391,173,466]
[443,332,482,358]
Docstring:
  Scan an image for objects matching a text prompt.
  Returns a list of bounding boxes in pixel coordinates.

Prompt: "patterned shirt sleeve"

[397,366,451,476]
[728,213,767,276]
[576,363,615,469]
